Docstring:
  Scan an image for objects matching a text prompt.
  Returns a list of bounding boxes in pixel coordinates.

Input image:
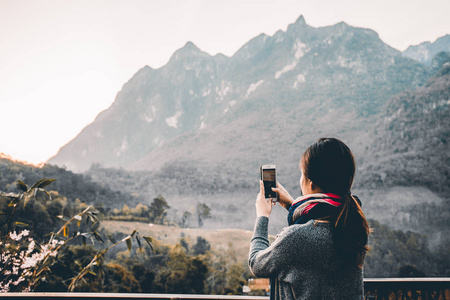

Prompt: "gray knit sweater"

[248,216,364,299]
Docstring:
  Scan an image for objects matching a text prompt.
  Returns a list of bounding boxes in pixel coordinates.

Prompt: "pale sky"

[1,0,449,165]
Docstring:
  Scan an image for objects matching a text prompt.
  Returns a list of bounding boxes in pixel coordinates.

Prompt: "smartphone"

[260,164,277,200]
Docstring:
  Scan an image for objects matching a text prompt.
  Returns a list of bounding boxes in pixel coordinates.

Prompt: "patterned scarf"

[287,193,343,225]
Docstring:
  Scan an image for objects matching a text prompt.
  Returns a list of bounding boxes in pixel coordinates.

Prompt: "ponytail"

[334,194,370,268]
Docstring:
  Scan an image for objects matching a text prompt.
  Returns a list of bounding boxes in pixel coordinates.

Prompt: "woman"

[248,138,369,299]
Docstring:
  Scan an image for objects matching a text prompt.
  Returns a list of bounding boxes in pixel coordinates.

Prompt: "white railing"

[2,278,450,300]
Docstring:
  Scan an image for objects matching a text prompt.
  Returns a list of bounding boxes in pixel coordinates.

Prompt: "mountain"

[84,59,450,238]
[48,15,429,174]
[403,34,450,65]
[359,58,450,197]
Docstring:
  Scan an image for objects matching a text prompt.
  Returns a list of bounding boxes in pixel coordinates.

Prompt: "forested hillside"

[0,157,140,211]
[359,53,450,197]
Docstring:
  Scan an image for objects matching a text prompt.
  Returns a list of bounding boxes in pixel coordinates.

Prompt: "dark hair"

[301,138,369,267]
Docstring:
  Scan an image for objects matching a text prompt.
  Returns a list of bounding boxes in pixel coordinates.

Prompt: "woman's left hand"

[256,180,274,218]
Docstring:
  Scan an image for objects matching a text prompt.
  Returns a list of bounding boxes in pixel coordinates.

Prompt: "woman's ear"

[310,181,322,194]
[309,180,315,191]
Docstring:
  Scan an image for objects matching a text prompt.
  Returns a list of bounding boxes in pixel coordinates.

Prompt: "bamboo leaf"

[17,180,28,192]
[91,222,100,231]
[143,236,154,252]
[30,178,45,189]
[14,221,29,227]
[87,212,99,224]
[34,188,51,202]
[0,192,19,202]
[23,192,34,208]
[106,234,116,244]
[87,269,96,276]
[8,196,21,207]
[36,178,57,189]
[136,235,142,252]
[126,238,132,252]
[93,232,104,243]
[29,178,55,190]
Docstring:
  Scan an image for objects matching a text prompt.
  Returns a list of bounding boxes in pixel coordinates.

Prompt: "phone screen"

[262,168,277,199]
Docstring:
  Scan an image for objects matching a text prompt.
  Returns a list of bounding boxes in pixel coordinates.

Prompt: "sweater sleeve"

[248,216,300,278]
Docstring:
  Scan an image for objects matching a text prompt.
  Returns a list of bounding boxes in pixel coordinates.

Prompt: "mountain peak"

[286,14,310,34]
[178,41,202,54]
[403,34,450,65]
[182,41,200,51]
[169,41,206,62]
[295,15,306,25]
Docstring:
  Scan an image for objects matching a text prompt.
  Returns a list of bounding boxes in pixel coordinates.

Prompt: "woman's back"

[249,217,364,299]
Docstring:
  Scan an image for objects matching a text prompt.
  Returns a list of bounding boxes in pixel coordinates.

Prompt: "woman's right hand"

[272,182,295,210]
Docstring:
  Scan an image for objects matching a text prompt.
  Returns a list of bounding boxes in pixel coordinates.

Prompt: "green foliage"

[160,244,209,293]
[196,203,211,227]
[107,233,252,295]
[431,51,450,76]
[84,263,141,292]
[87,161,254,198]
[0,159,138,212]
[193,236,211,255]
[360,69,450,197]
[0,178,152,292]
[0,179,98,291]
[179,211,192,228]
[363,219,448,277]
[149,195,170,224]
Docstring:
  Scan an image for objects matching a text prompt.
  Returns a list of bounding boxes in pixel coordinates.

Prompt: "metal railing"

[0,294,268,300]
[2,278,449,300]
[364,277,450,299]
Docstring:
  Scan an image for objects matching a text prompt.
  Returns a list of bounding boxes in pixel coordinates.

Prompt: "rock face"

[48,15,429,173]
[403,34,450,65]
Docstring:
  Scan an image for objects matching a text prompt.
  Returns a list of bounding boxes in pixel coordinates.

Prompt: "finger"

[260,180,265,194]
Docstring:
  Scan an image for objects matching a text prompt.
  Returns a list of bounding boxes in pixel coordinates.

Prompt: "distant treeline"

[0,158,140,211]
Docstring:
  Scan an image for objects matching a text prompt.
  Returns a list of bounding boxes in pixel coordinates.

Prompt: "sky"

[1,0,449,165]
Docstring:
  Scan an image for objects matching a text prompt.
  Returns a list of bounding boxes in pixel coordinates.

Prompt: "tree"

[225,264,246,294]
[149,195,170,224]
[196,203,211,227]
[180,211,192,228]
[163,244,208,294]
[83,263,141,292]
[193,236,211,255]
